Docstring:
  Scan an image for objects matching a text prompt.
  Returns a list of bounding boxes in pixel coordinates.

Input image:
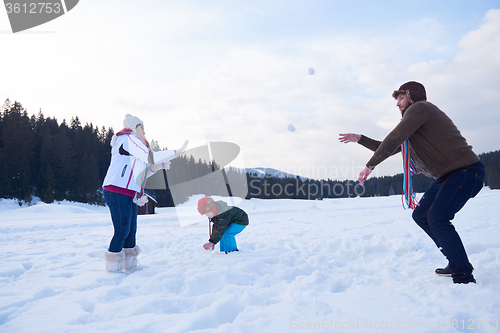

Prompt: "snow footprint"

[77,300,95,313]
[33,287,57,299]
[184,297,244,331]
[0,262,33,278]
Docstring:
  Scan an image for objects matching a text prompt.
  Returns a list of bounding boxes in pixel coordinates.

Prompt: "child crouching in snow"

[198,197,249,254]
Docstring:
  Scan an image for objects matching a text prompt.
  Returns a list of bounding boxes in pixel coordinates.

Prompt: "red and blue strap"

[401,140,421,210]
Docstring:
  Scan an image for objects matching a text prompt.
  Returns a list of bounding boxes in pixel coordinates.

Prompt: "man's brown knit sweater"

[358,101,479,179]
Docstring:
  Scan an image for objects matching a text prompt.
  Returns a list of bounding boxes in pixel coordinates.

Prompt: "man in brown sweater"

[339,81,485,284]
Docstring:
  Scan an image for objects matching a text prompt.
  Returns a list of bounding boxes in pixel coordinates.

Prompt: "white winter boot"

[104,250,125,273]
[123,245,141,272]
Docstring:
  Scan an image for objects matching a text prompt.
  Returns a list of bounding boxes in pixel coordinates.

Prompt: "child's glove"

[150,161,171,172]
[133,194,149,207]
[203,242,215,251]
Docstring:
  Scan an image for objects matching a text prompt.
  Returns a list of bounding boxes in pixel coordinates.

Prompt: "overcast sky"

[1,0,499,180]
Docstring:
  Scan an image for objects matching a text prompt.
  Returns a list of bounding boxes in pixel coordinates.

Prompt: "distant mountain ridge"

[244,167,309,181]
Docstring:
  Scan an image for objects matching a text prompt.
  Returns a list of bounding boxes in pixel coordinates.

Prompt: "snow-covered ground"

[1,189,499,333]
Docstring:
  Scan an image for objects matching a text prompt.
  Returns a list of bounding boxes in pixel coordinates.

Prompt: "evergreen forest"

[1,99,499,207]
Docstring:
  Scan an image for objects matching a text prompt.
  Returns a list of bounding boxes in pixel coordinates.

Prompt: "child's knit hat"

[197,196,217,215]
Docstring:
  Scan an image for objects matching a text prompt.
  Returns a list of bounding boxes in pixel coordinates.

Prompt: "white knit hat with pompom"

[123,114,143,130]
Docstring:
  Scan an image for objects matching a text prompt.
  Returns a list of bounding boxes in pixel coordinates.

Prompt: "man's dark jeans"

[103,189,138,252]
[412,161,485,274]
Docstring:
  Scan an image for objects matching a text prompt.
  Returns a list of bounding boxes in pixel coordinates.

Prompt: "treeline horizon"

[1,99,499,206]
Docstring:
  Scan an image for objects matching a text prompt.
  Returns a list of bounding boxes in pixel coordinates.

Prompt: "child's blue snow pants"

[219,223,246,252]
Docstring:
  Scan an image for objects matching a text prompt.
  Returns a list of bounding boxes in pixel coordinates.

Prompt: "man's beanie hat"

[392,81,427,104]
[197,196,217,215]
[123,114,144,131]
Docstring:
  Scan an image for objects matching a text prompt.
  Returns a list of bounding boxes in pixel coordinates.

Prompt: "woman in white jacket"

[102,114,187,272]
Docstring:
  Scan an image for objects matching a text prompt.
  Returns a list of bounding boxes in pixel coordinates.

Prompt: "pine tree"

[0,101,33,203]
[480,151,500,189]
[40,164,56,203]
[76,151,101,204]
[38,125,55,202]
[52,120,75,201]
[0,99,9,197]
